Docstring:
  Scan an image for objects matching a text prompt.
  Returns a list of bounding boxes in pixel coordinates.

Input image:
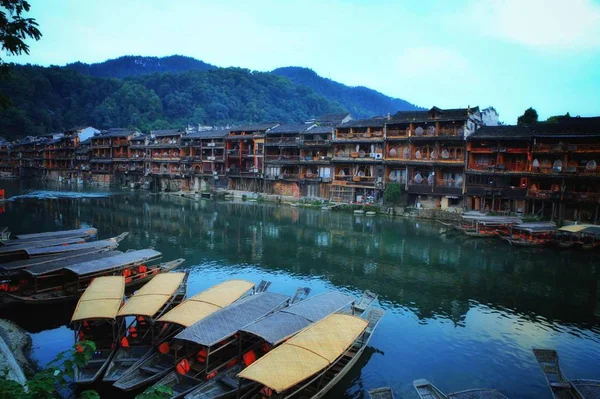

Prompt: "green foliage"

[0,340,97,398]
[517,107,538,126]
[0,0,42,109]
[241,194,248,201]
[0,65,347,139]
[272,66,423,119]
[137,385,174,399]
[383,183,403,205]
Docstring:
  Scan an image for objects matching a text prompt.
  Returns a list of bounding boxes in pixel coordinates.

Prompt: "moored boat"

[236,307,385,399]
[103,272,189,382]
[502,222,557,247]
[413,379,507,398]
[0,227,98,247]
[183,290,377,399]
[1,249,184,306]
[368,387,395,399]
[552,224,595,249]
[458,215,522,238]
[113,280,271,391]
[533,348,600,399]
[71,276,126,384]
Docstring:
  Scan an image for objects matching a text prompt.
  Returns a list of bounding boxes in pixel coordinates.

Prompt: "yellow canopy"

[71,276,125,322]
[117,272,186,317]
[238,313,368,393]
[157,279,254,327]
[559,224,594,233]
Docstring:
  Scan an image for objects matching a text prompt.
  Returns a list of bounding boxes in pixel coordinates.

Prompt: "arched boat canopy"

[71,276,125,322]
[117,272,187,317]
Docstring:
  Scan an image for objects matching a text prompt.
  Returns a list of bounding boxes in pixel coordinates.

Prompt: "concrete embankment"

[0,319,35,386]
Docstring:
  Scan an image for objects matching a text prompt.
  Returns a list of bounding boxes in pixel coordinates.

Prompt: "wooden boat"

[458,216,522,238]
[413,379,507,398]
[113,280,273,391]
[0,232,127,264]
[0,227,98,247]
[71,276,126,384]
[533,348,600,399]
[502,222,557,247]
[580,226,600,251]
[368,387,395,399]
[436,220,457,229]
[153,287,311,398]
[103,272,189,382]
[183,290,377,399]
[1,249,184,306]
[0,244,118,278]
[552,225,595,249]
[236,307,385,399]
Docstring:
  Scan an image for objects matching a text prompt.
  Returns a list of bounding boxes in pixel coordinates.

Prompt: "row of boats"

[438,213,600,249]
[0,227,184,306]
[369,349,600,399]
[71,274,385,398]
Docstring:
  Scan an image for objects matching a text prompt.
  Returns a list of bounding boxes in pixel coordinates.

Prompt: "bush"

[241,194,248,201]
[383,183,403,205]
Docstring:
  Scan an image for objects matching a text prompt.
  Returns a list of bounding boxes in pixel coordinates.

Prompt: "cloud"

[461,0,600,51]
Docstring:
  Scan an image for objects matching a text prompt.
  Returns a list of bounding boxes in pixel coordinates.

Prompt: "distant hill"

[0,55,423,138]
[272,67,423,118]
[65,55,216,78]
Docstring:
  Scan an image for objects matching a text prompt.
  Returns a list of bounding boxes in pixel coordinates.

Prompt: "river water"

[0,182,599,398]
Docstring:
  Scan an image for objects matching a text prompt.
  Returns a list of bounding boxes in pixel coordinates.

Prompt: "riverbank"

[0,319,36,386]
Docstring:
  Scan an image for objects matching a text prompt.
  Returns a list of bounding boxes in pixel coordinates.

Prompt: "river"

[0,181,599,398]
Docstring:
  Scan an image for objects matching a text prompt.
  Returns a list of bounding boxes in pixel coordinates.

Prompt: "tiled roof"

[305,125,334,134]
[315,113,351,124]
[151,129,185,137]
[337,118,385,128]
[267,124,314,135]
[97,128,137,138]
[470,118,600,140]
[229,123,280,133]
[182,129,230,139]
[390,106,479,123]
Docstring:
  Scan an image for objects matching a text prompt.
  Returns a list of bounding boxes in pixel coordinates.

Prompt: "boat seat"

[550,382,571,389]
[114,358,139,364]
[140,365,168,374]
[220,376,238,389]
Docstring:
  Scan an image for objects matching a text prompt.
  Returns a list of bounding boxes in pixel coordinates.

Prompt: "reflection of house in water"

[19,196,600,328]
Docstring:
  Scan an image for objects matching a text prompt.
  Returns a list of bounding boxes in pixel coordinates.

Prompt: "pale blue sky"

[8,0,600,123]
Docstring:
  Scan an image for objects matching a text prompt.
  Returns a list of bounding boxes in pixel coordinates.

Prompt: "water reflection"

[0,188,599,398]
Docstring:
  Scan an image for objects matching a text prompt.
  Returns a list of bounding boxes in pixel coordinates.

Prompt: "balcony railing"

[265,137,300,146]
[265,155,300,162]
[300,139,330,146]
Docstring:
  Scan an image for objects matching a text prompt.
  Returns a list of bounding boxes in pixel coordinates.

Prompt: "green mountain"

[272,66,423,118]
[65,55,216,78]
[0,56,422,139]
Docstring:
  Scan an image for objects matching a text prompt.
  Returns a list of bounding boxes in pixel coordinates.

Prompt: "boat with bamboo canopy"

[501,222,557,247]
[113,280,269,391]
[183,290,375,399]
[533,348,600,399]
[71,276,125,384]
[103,272,189,382]
[0,232,126,266]
[458,215,522,238]
[552,224,595,249]
[0,243,119,278]
[0,227,97,247]
[235,307,384,399]
[1,248,184,306]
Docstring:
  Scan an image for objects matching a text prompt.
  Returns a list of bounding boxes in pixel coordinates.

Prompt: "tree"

[546,112,570,124]
[517,107,538,126]
[0,0,42,108]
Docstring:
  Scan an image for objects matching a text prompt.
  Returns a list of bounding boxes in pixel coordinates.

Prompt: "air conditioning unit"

[208,156,215,161]
[375,153,383,160]
[207,143,215,147]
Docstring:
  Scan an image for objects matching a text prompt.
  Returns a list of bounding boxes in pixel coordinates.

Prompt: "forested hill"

[0,65,345,138]
[0,55,422,138]
[65,55,216,78]
[272,67,424,117]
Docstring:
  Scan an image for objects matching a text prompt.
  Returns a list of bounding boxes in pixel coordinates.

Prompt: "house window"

[319,167,331,178]
[266,166,280,177]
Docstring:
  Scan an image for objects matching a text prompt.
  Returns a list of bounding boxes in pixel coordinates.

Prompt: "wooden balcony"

[265,137,300,147]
